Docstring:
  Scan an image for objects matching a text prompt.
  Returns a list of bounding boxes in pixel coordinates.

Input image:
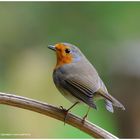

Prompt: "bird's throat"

[55,53,72,69]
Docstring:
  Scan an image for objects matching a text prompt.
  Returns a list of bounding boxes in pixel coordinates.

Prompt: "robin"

[48,42,125,123]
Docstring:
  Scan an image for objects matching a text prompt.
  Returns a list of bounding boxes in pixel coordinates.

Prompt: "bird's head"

[48,42,83,69]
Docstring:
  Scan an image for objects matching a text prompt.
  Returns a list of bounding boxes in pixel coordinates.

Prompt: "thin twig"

[0,92,118,139]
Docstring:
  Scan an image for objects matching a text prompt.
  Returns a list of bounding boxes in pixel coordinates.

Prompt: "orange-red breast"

[48,42,125,121]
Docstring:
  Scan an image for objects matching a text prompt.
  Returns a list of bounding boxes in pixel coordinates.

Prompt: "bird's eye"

[65,48,71,54]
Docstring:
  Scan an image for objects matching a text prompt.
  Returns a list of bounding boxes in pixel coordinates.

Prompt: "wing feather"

[64,77,97,109]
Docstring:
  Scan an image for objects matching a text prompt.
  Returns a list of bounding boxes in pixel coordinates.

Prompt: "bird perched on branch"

[48,42,125,123]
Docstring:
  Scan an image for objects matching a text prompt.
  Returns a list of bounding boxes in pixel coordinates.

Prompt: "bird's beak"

[48,45,56,51]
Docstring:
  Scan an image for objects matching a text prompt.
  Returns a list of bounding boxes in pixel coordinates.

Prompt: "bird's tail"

[98,89,125,111]
[106,93,125,110]
[105,100,114,113]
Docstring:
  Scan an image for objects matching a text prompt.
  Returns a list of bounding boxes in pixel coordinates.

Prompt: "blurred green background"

[0,2,140,138]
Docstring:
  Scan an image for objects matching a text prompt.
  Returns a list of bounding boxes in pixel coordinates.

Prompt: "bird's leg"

[82,106,90,124]
[60,102,79,125]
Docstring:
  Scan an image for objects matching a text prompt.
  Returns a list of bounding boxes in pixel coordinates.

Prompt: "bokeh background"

[0,2,140,138]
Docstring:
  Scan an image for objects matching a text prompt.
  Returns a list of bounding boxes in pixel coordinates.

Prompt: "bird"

[48,42,125,123]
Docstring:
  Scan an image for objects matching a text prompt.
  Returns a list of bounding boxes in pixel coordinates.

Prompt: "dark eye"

[65,48,71,54]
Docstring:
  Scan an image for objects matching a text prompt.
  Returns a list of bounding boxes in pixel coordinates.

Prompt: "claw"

[82,114,88,124]
[59,106,69,125]
[81,106,90,124]
[63,110,69,125]
[62,109,69,125]
[59,106,66,111]
[59,102,79,125]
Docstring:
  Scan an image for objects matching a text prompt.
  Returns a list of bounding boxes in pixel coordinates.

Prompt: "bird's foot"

[82,114,88,124]
[59,106,69,125]
[59,106,67,111]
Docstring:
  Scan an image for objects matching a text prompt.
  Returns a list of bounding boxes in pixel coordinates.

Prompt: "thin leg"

[60,102,79,125]
[82,106,90,124]
[67,102,79,111]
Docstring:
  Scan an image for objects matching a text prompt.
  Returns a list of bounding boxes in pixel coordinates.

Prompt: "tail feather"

[108,94,125,110]
[98,89,125,110]
[105,100,114,113]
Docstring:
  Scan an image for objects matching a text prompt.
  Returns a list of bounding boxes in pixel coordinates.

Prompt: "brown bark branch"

[0,92,118,139]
